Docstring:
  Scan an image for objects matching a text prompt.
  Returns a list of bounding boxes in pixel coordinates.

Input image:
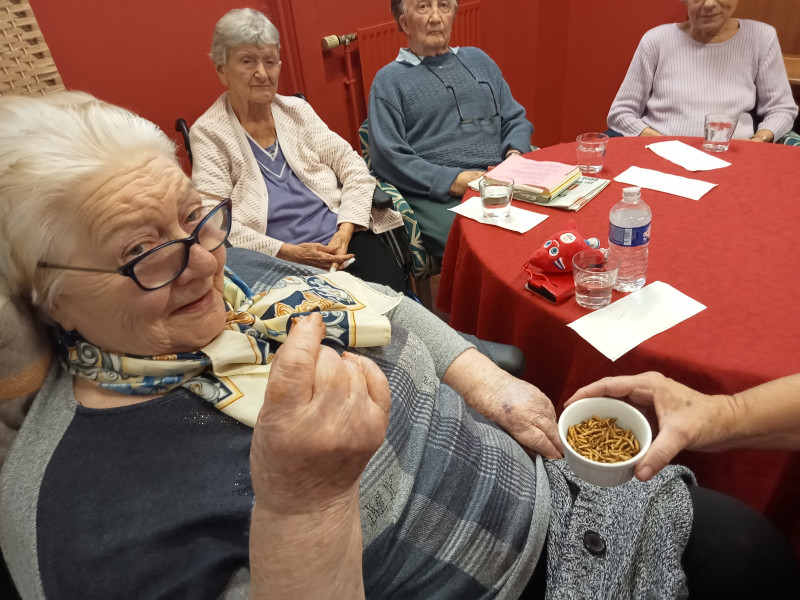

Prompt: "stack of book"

[470,154,609,211]
[528,175,610,211]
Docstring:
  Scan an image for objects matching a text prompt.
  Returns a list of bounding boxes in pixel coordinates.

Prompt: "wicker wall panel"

[0,0,64,96]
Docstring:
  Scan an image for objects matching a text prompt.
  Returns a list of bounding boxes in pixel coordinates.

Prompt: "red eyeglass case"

[523,269,575,304]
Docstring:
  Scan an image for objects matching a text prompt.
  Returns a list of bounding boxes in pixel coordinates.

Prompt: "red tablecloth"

[437,136,800,550]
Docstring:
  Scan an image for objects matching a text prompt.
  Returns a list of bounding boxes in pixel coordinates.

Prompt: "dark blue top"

[248,137,338,245]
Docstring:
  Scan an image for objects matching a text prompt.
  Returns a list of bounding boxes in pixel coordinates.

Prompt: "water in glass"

[574,271,615,309]
[703,121,734,152]
[577,145,604,174]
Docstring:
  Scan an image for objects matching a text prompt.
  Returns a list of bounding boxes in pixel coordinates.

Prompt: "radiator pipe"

[321,33,361,148]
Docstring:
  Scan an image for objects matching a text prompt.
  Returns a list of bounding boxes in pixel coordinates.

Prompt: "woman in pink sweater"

[608,0,797,142]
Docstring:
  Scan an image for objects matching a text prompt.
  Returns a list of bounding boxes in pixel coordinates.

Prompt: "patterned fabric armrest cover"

[359,120,437,280]
[779,130,800,146]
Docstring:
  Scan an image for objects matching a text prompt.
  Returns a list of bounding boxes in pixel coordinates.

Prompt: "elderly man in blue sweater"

[369,0,534,261]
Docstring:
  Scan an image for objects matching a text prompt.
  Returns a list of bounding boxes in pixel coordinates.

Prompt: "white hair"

[210,8,281,67]
[0,91,177,308]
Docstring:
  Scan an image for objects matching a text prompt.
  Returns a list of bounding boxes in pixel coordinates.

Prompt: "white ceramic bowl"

[558,397,652,487]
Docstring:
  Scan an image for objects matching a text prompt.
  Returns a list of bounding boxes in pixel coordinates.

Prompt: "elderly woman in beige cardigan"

[191,9,406,291]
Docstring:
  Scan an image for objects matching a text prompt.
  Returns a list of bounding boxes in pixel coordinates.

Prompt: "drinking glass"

[576,132,609,174]
[572,249,620,309]
[479,175,514,221]
[703,113,738,152]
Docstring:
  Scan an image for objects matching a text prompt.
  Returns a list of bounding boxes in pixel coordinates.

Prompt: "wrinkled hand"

[565,372,735,481]
[251,313,391,513]
[327,224,355,270]
[447,349,562,459]
[449,170,485,197]
[278,242,354,270]
[480,372,563,459]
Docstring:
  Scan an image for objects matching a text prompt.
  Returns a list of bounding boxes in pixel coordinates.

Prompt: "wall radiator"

[356,1,482,107]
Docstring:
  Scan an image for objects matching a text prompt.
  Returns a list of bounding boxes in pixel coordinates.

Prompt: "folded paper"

[450,196,548,233]
[567,281,706,361]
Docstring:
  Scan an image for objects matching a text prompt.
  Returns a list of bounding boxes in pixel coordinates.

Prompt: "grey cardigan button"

[583,530,606,556]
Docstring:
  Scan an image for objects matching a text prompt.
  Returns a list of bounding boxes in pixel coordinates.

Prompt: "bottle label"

[609,222,650,247]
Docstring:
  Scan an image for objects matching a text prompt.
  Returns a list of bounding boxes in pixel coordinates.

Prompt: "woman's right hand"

[277,242,354,270]
[449,170,485,197]
[249,312,388,596]
[565,372,736,481]
[251,312,391,512]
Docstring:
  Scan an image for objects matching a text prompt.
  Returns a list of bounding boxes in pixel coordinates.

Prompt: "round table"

[437,136,800,551]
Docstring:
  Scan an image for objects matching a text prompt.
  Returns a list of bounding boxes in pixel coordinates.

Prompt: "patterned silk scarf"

[55,270,401,426]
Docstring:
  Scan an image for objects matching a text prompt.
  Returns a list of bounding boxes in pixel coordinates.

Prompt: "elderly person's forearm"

[442,348,562,457]
[249,496,365,599]
[496,78,534,153]
[384,295,561,457]
[384,295,472,377]
[248,314,389,597]
[639,126,664,137]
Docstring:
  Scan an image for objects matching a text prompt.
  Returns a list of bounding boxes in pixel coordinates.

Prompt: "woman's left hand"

[479,372,564,459]
[444,349,563,459]
[750,129,774,143]
[328,223,355,268]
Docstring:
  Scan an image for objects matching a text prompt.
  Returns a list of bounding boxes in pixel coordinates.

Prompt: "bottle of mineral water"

[608,186,651,292]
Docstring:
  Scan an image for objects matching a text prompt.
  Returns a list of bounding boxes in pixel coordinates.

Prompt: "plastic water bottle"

[608,186,651,292]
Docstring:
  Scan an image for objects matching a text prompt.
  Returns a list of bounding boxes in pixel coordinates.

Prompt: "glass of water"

[576,132,609,175]
[479,175,514,221]
[572,248,620,309]
[703,113,739,152]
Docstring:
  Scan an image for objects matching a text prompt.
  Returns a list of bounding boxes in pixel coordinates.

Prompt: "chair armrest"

[372,185,394,210]
[779,130,800,146]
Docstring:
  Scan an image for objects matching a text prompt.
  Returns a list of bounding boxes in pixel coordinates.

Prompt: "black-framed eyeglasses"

[37,194,232,292]
[444,80,499,124]
[422,50,500,124]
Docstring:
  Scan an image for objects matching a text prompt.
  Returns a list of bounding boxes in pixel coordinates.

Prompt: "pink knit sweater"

[608,20,798,140]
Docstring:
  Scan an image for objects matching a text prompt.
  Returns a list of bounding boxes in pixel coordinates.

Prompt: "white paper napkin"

[614,166,716,200]
[646,140,731,171]
[567,281,707,361]
[449,196,548,233]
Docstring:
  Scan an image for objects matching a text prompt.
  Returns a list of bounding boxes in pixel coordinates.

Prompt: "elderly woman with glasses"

[1,93,796,600]
[368,0,534,261]
[607,0,798,142]
[190,8,406,292]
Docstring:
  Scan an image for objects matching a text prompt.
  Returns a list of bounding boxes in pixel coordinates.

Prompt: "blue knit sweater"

[369,47,533,202]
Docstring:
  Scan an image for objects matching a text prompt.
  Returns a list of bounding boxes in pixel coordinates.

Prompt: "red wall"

[30,0,686,154]
[558,0,686,142]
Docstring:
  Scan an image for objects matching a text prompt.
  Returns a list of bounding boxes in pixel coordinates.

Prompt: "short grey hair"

[0,92,177,308]
[210,8,281,67]
[391,0,459,32]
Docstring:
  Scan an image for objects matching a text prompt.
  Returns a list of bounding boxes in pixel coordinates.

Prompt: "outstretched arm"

[566,372,800,481]
[249,314,391,598]
[386,295,562,459]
